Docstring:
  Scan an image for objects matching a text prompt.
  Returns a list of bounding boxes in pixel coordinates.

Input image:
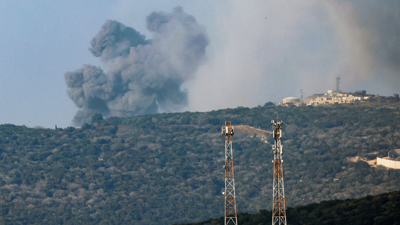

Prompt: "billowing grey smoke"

[65,6,208,125]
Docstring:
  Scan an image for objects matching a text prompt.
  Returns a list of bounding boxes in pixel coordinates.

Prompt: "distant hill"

[0,100,400,224]
[179,189,400,225]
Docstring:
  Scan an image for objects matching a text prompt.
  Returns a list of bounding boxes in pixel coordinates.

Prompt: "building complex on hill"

[277,89,400,106]
[304,90,370,106]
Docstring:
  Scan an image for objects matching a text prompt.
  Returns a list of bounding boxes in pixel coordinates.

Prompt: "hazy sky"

[1,0,399,128]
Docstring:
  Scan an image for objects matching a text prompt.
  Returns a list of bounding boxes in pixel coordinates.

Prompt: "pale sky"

[0,0,220,128]
[1,0,399,128]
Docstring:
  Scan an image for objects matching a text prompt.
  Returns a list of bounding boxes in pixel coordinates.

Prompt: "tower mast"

[336,77,340,93]
[222,120,238,225]
[271,120,287,225]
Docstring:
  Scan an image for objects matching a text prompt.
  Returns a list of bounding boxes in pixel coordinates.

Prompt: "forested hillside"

[0,99,400,224]
[181,189,400,225]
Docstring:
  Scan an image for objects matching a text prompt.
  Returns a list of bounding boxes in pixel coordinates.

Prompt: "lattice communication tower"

[222,120,238,225]
[271,120,287,225]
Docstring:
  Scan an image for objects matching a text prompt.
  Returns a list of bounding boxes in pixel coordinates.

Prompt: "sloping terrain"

[181,189,400,225]
[0,100,400,224]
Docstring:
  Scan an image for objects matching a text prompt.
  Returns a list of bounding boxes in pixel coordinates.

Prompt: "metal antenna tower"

[271,120,287,225]
[336,77,340,93]
[222,120,238,225]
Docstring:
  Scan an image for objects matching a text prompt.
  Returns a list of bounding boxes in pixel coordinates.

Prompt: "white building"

[282,97,300,104]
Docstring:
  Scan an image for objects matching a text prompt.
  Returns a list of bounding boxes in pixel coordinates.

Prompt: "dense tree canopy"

[0,99,399,224]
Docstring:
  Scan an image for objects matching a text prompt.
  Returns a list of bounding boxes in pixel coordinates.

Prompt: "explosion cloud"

[65,2,400,125]
[65,6,208,125]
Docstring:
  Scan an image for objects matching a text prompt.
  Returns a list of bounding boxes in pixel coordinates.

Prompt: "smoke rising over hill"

[65,2,400,125]
[65,7,208,125]
[348,0,400,82]
[322,0,400,91]
[187,0,400,111]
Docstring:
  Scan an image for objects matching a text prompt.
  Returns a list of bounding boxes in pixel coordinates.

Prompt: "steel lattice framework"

[271,120,287,225]
[222,120,238,225]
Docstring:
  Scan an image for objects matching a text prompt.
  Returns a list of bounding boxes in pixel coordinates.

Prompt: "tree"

[91,113,104,124]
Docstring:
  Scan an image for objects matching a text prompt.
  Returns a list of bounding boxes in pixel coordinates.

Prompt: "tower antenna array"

[222,119,238,225]
[271,120,287,225]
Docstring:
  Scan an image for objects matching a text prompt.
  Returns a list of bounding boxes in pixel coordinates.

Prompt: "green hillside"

[0,100,400,224]
[181,189,400,225]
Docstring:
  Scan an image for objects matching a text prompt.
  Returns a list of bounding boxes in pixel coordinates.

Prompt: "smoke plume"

[320,0,400,91]
[187,0,400,111]
[65,6,208,125]
[66,2,400,122]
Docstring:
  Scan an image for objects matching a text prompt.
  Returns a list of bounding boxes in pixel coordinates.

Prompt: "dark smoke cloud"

[65,6,208,125]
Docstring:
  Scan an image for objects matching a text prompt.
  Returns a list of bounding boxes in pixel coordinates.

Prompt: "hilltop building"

[350,149,400,170]
[377,150,400,169]
[304,90,370,106]
[278,89,399,107]
[282,97,301,104]
[276,97,301,106]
